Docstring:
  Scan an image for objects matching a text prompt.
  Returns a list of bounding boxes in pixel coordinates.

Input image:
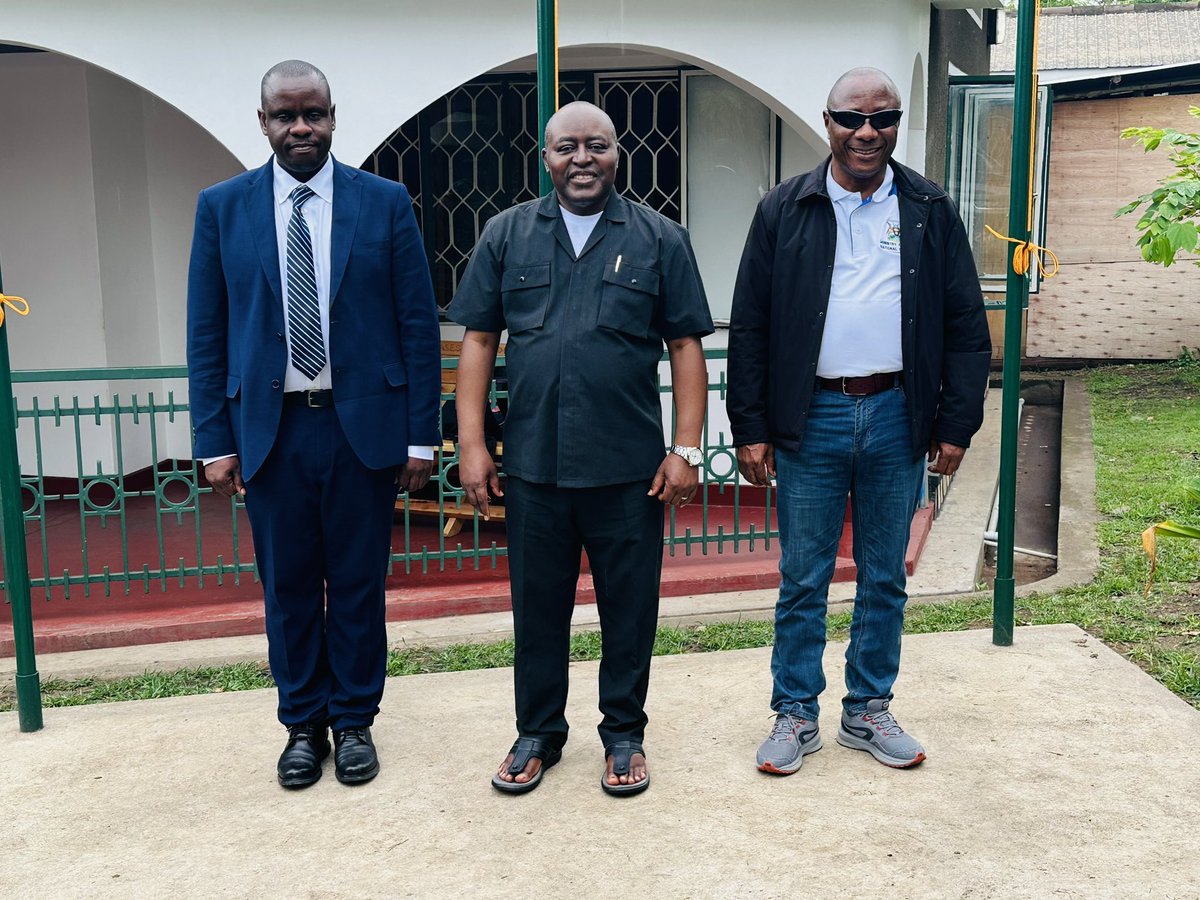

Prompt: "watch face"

[687,448,704,466]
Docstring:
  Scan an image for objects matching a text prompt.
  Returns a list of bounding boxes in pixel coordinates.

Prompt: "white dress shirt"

[816,164,904,379]
[274,156,335,392]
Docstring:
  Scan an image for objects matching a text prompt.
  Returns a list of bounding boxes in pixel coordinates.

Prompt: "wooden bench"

[400,341,505,537]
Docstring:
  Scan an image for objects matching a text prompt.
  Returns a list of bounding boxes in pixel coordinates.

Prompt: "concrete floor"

[2,625,1198,899]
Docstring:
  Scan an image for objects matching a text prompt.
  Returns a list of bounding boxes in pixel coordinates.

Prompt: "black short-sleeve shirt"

[447,193,714,488]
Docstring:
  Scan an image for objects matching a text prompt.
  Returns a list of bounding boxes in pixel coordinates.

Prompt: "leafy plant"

[1005,1,1200,7]
[1116,106,1200,267]
[1173,346,1200,370]
[1142,479,1200,594]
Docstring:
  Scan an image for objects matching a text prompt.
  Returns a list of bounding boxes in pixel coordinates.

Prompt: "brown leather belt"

[815,372,901,396]
[284,389,334,408]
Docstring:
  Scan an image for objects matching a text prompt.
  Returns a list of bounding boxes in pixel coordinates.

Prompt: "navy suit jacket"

[187,158,441,481]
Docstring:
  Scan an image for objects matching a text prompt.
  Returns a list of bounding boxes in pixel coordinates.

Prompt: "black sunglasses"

[826,108,904,131]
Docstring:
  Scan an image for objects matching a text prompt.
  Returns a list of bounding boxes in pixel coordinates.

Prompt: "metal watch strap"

[670,444,703,466]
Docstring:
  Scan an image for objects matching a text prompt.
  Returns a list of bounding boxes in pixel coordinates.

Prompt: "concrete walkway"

[3,624,1198,898]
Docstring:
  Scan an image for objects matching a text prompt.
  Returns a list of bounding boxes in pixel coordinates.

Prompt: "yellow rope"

[987,0,1059,281]
[985,225,1059,279]
[0,293,30,328]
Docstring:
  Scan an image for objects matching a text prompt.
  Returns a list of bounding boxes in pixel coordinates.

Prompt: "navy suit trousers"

[244,401,398,729]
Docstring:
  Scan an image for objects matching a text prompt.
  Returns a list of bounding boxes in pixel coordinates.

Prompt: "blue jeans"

[770,385,925,721]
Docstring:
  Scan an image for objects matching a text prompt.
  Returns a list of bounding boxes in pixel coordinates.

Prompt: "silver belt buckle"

[306,390,321,408]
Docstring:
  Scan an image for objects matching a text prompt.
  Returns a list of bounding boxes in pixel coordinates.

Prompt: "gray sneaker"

[836,699,927,768]
[756,713,822,775]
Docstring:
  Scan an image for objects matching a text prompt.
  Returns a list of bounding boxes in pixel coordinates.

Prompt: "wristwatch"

[669,444,704,467]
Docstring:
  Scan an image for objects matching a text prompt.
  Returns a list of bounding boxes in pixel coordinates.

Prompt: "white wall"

[0,0,933,170]
[0,54,105,369]
[144,94,242,367]
[1,54,111,476]
[907,54,928,177]
[0,53,240,475]
[143,91,244,460]
[86,66,162,471]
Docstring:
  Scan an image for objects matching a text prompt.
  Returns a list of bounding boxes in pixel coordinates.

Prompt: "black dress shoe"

[333,726,380,785]
[277,722,331,789]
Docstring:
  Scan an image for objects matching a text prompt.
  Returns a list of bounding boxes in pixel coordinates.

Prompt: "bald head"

[541,101,620,214]
[544,101,618,147]
[261,59,331,106]
[823,67,902,196]
[827,67,900,110]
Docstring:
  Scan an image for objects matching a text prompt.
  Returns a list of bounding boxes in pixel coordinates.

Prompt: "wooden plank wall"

[1026,93,1200,360]
[985,301,1025,363]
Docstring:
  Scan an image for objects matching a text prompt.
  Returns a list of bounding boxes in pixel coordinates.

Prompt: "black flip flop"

[601,740,650,797]
[491,736,562,795]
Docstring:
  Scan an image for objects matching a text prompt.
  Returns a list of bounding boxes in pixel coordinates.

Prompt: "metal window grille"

[363,78,591,308]
[363,72,688,307]
[595,73,682,222]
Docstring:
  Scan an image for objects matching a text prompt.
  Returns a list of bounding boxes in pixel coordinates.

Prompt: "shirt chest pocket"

[599,264,660,339]
[501,263,551,334]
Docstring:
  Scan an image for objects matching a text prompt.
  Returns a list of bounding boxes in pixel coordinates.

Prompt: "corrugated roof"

[992,3,1200,73]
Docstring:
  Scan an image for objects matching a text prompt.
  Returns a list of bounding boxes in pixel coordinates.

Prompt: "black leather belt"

[815,372,901,396]
[284,389,334,408]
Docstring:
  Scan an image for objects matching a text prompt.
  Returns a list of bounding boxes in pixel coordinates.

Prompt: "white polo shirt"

[815,164,903,379]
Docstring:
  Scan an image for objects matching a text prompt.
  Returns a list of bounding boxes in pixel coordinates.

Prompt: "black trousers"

[505,476,665,749]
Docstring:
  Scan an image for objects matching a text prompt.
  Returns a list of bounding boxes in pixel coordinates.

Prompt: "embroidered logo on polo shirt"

[880,219,901,254]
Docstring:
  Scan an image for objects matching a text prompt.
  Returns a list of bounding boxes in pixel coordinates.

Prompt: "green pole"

[993,3,1038,647]
[0,266,43,731]
[536,0,558,195]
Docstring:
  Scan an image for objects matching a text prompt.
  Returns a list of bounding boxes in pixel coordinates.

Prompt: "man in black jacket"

[727,67,990,774]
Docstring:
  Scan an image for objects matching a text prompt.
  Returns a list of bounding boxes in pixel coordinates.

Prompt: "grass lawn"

[5,360,1199,712]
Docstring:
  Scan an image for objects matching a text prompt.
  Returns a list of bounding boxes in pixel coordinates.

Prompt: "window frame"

[945,76,1053,302]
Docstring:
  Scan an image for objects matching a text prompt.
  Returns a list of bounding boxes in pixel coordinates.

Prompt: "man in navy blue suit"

[187,60,441,789]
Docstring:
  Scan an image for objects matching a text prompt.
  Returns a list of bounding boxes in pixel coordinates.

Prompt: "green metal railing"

[1,351,774,597]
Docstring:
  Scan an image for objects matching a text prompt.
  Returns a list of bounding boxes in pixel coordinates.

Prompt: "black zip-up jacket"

[727,158,991,459]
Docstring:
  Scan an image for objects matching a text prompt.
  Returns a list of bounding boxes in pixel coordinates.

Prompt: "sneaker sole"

[835,728,926,768]
[756,735,823,775]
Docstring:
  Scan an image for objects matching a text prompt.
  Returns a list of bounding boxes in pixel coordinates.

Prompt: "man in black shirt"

[449,101,713,796]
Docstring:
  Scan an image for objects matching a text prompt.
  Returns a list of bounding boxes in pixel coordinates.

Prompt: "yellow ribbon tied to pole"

[0,293,30,327]
[984,226,1060,280]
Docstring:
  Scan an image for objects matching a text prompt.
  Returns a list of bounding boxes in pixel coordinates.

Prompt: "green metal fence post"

[993,3,1038,648]
[0,267,44,731]
[536,0,558,195]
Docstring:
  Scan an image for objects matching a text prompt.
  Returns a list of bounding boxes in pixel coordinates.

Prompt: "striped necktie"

[286,184,325,381]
